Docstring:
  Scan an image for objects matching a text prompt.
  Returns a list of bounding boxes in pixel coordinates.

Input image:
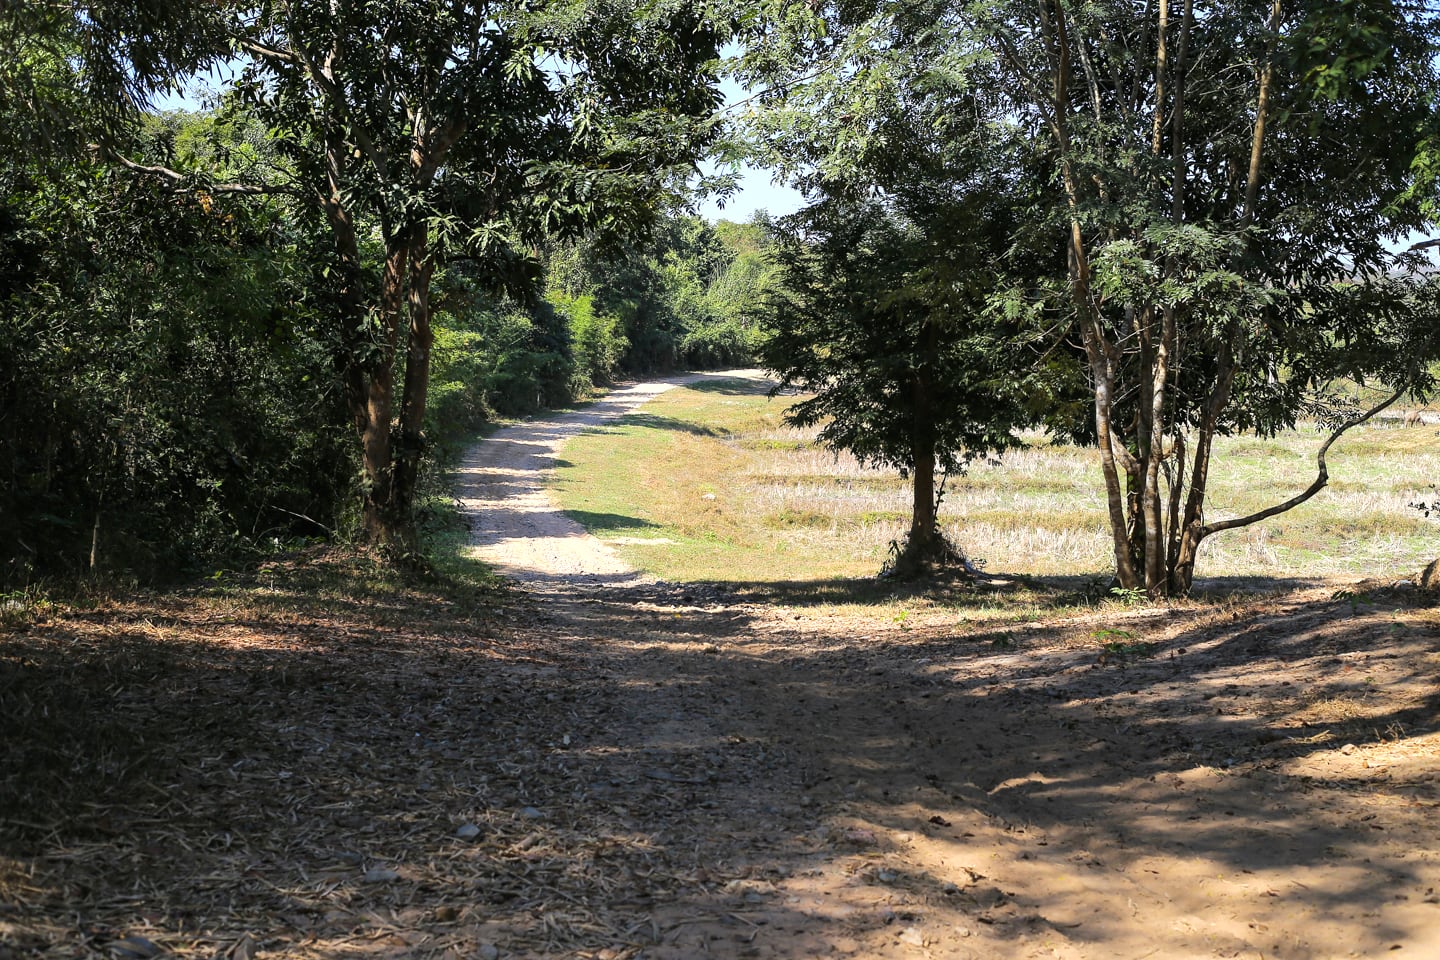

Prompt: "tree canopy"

[745,0,1440,594]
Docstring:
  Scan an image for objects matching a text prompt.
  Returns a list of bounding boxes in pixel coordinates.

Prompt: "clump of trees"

[0,2,775,587]
[746,0,1440,593]
[7,0,1440,596]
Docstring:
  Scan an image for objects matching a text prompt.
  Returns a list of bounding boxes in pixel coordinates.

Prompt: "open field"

[552,376,1440,588]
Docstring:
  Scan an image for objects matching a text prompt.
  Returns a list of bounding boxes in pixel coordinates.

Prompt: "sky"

[696,74,807,223]
[696,162,805,224]
[149,65,807,224]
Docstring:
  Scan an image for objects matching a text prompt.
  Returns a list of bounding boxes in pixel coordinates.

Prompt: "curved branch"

[1200,385,1406,538]
[238,39,299,64]
[105,150,289,195]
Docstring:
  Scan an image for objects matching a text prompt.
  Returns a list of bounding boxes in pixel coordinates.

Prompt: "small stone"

[518,806,544,819]
[362,867,400,883]
[1341,743,1358,756]
[105,936,163,959]
[899,927,925,947]
[454,823,482,840]
[478,944,500,960]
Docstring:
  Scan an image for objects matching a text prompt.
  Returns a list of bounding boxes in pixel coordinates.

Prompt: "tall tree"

[94,0,733,551]
[739,0,1066,577]
[747,0,1440,594]
[973,0,1440,595]
[763,197,1035,577]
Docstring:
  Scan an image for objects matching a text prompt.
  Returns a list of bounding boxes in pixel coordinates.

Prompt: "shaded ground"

[3,378,1440,959]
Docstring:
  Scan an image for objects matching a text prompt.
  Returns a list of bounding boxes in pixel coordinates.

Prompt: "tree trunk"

[890,365,944,579]
[389,226,436,553]
[1040,0,1142,589]
[356,238,409,546]
[1167,0,1278,595]
[907,436,938,561]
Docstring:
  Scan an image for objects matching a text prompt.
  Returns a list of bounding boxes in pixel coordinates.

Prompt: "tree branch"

[104,150,287,195]
[1201,385,1406,538]
[238,39,299,64]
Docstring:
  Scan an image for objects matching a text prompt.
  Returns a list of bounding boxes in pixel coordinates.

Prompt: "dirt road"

[453,376,1440,959]
[456,371,765,588]
[6,376,1440,960]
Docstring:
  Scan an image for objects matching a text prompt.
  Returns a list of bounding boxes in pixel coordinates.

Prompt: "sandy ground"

[3,375,1440,960]
[452,374,1440,959]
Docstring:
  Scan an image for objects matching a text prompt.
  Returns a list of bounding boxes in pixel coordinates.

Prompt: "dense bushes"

[545,214,775,375]
[0,132,775,588]
[0,162,353,584]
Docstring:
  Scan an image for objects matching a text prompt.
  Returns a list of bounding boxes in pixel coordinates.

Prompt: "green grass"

[551,378,1440,591]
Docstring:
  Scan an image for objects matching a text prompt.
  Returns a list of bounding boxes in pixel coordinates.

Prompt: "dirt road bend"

[456,370,768,587]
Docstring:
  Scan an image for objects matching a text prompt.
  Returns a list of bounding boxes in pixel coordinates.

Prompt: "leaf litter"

[3,550,1440,958]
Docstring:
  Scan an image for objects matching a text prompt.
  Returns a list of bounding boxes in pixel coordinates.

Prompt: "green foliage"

[762,197,1033,475]
[0,129,352,585]
[545,212,777,372]
[549,292,628,394]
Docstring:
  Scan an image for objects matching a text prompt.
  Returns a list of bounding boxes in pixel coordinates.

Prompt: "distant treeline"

[0,112,775,587]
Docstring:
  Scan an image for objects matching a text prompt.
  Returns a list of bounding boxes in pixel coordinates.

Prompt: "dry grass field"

[552,376,1440,588]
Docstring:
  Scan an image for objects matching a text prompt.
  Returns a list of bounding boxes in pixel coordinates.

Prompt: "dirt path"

[5,379,1440,960]
[456,370,767,588]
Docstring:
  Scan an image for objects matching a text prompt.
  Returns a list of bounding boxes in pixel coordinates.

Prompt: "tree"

[970,0,1440,595]
[1,1,214,156]
[98,0,734,552]
[746,0,1440,594]
[763,197,1036,577]
[738,0,1065,577]
[1,108,353,583]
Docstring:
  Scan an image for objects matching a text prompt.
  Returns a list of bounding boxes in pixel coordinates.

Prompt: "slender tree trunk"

[1040,0,1141,588]
[1087,329,1141,587]
[1164,429,1186,582]
[1171,358,1235,592]
[356,239,409,544]
[1169,0,1279,594]
[1142,306,1173,595]
[893,352,941,578]
[389,226,436,551]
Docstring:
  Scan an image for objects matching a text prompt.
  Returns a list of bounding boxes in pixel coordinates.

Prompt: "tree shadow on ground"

[4,561,1438,958]
[613,412,725,437]
[703,570,1329,612]
[684,376,775,396]
[563,510,661,532]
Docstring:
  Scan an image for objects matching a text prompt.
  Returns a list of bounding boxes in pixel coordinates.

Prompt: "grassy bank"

[552,376,1440,587]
